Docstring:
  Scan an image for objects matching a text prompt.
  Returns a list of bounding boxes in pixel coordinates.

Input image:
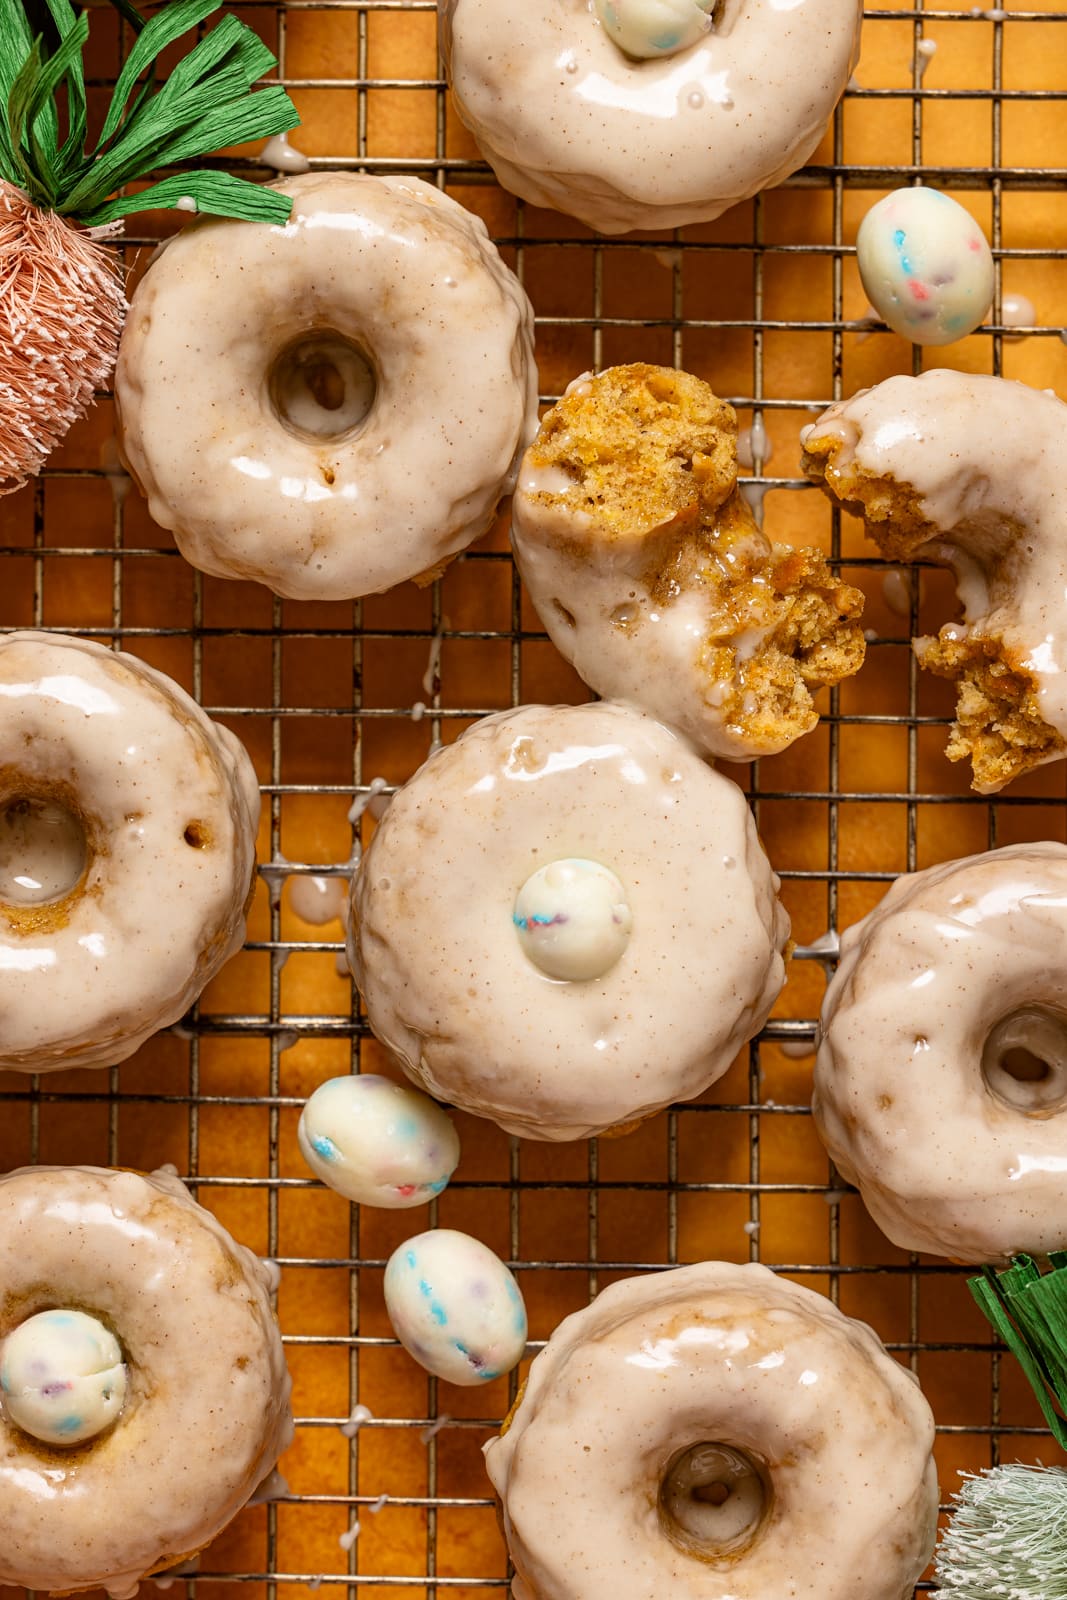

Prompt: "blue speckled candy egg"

[384,1229,528,1386]
[298,1075,460,1208]
[594,0,714,59]
[857,187,994,346]
[0,1309,127,1446]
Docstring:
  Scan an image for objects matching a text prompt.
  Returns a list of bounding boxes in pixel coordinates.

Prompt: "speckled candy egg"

[298,1075,460,1208]
[857,187,994,345]
[0,1309,127,1446]
[384,1229,528,1386]
[593,0,714,58]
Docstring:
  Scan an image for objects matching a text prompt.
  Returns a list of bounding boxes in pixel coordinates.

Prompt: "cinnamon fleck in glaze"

[803,369,1067,792]
[0,1165,292,1597]
[815,842,1067,1264]
[485,1261,938,1600]
[0,632,259,1073]
[349,701,789,1141]
[440,0,863,235]
[511,366,865,763]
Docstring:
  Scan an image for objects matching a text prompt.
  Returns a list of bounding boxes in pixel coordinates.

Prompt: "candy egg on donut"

[440,0,863,234]
[0,1164,292,1596]
[0,631,259,1073]
[484,1260,938,1600]
[511,365,866,762]
[115,173,538,601]
[815,842,1067,1264]
[803,369,1067,792]
[348,700,790,1141]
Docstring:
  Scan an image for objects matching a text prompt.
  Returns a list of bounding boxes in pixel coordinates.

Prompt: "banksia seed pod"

[0,0,301,494]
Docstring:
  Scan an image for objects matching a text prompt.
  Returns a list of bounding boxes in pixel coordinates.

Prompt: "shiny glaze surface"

[384,1228,527,1385]
[485,1260,938,1600]
[0,1165,292,1596]
[0,632,259,1073]
[815,842,1067,1263]
[856,187,994,345]
[349,701,789,1141]
[441,0,862,234]
[116,173,538,601]
[298,1073,461,1208]
[803,370,1067,767]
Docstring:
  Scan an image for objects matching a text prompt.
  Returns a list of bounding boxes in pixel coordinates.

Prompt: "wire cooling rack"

[1,2,1067,1597]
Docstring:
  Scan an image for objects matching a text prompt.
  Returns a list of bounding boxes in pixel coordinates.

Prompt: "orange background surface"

[2,1,1067,1596]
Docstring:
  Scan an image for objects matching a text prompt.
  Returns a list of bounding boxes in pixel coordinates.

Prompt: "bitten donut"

[441,0,863,234]
[803,370,1067,792]
[815,843,1067,1264]
[484,1260,938,1600]
[0,1164,292,1597]
[116,173,538,601]
[512,365,865,761]
[0,631,259,1073]
[349,700,790,1141]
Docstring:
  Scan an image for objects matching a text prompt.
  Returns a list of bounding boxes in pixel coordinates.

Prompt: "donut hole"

[982,1006,1067,1114]
[0,795,88,909]
[659,1441,771,1559]
[269,331,377,442]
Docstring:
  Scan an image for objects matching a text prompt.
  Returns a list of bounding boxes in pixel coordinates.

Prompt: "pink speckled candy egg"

[298,1075,460,1208]
[857,187,993,345]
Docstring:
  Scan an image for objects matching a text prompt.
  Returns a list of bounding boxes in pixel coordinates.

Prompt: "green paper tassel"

[0,0,299,227]
[969,1254,1067,1448]
[933,1464,1067,1599]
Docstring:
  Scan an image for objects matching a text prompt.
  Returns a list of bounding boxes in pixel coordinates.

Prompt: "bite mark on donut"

[803,435,1065,792]
[524,365,865,755]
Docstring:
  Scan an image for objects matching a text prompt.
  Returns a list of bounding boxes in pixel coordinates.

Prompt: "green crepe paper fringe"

[0,0,298,227]
[933,1464,1067,1600]
[969,1254,1067,1449]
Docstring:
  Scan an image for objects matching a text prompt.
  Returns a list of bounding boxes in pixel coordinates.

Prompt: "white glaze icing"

[815,843,1067,1264]
[298,1074,460,1207]
[384,1229,527,1385]
[0,632,259,1072]
[1002,291,1037,339]
[0,1165,292,1595]
[484,1261,939,1600]
[116,174,538,601]
[349,701,789,1141]
[856,188,994,345]
[0,1310,127,1447]
[287,871,348,925]
[513,857,633,981]
[440,0,862,234]
[803,369,1067,785]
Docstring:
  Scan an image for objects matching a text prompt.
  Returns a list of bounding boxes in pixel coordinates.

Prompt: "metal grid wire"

[2,1,1067,1597]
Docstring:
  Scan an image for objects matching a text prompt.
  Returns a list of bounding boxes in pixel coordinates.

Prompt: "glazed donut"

[803,369,1067,792]
[484,1260,938,1600]
[815,842,1067,1264]
[116,173,538,601]
[349,700,790,1141]
[0,1164,292,1596]
[0,631,259,1073]
[440,0,863,235]
[512,365,865,762]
